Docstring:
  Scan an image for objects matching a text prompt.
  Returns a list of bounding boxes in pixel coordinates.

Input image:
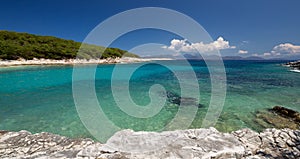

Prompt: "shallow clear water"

[0,60,299,139]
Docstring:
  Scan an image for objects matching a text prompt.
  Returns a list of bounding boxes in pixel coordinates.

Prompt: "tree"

[0,30,139,60]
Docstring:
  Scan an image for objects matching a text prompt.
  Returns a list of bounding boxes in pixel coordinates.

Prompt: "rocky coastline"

[1,127,300,159]
[1,103,299,159]
[1,106,300,159]
[284,60,300,72]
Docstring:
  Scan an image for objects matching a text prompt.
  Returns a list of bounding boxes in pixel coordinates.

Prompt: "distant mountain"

[142,54,176,59]
[181,54,265,60]
[155,53,269,60]
[271,55,300,61]
[244,56,265,60]
[268,57,288,61]
[0,30,138,60]
[222,56,243,60]
[164,53,298,61]
[147,53,291,61]
[183,54,202,59]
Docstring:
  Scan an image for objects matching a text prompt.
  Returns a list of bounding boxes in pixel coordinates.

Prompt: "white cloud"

[163,37,236,53]
[253,52,279,58]
[238,50,248,54]
[271,52,281,56]
[263,52,271,56]
[260,43,300,58]
[272,43,300,54]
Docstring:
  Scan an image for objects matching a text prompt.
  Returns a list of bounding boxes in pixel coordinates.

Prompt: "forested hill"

[0,30,139,60]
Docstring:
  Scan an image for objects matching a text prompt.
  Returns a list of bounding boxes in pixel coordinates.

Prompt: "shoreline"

[284,60,300,73]
[1,127,299,158]
[291,69,300,73]
[0,57,174,67]
[1,58,295,68]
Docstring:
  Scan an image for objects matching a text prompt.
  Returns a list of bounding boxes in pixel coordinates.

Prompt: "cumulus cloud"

[262,43,300,58]
[263,52,271,56]
[238,50,248,54]
[162,37,236,53]
[272,43,300,54]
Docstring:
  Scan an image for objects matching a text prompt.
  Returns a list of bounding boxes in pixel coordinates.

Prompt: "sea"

[0,60,299,139]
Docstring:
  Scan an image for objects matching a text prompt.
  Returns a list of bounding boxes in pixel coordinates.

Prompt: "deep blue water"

[0,60,299,139]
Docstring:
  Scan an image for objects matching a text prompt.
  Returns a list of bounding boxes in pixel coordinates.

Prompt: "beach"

[0,57,173,67]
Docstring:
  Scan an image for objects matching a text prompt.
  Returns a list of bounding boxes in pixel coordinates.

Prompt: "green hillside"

[0,30,139,60]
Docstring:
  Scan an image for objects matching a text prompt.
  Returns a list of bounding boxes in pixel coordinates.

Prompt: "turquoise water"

[0,60,299,139]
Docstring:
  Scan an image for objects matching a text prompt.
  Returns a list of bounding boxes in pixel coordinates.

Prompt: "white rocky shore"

[284,60,300,73]
[0,57,172,67]
[1,128,299,159]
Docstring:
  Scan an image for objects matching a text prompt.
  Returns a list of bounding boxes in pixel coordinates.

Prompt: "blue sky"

[1,0,300,58]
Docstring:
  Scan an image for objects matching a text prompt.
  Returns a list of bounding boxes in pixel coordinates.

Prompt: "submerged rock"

[164,91,203,107]
[272,106,300,122]
[1,128,300,159]
[255,106,300,130]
